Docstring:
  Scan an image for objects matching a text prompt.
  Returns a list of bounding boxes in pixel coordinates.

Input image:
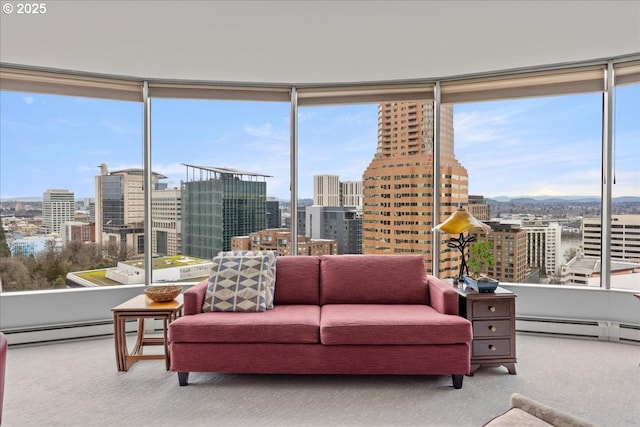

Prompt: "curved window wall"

[0,58,638,294]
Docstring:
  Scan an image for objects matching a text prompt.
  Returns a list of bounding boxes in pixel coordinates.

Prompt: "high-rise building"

[151,188,181,256]
[181,164,269,259]
[313,175,363,210]
[94,163,166,256]
[42,189,75,235]
[468,195,490,221]
[341,181,363,210]
[304,205,362,254]
[523,222,562,277]
[583,215,640,262]
[362,102,468,277]
[266,199,281,229]
[471,221,528,283]
[313,175,341,206]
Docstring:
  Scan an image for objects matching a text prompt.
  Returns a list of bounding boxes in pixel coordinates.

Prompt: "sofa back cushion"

[320,255,429,305]
[274,256,321,305]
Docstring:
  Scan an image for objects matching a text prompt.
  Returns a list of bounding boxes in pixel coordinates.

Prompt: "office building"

[341,181,363,210]
[561,250,640,289]
[313,175,341,206]
[181,164,269,259]
[523,222,562,277]
[95,163,167,256]
[583,215,640,262]
[266,199,282,229]
[362,102,468,277]
[151,188,181,256]
[42,189,75,235]
[467,195,490,221]
[304,205,362,254]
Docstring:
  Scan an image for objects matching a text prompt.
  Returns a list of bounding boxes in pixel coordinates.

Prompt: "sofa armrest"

[183,279,208,315]
[427,275,459,315]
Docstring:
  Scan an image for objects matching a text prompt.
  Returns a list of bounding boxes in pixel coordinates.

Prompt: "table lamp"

[434,207,491,282]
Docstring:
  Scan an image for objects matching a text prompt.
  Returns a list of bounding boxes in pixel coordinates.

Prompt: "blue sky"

[1,86,638,201]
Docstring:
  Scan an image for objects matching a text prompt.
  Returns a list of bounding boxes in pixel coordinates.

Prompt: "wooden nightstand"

[453,284,517,375]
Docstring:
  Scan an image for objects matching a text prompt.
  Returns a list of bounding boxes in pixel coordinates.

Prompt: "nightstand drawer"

[473,319,511,338]
[472,300,510,318]
[473,338,511,357]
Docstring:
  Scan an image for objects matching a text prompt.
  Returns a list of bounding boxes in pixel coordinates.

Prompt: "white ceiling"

[1,1,639,85]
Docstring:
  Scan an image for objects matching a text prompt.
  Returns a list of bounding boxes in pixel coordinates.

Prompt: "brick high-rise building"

[362,102,468,277]
[467,195,490,221]
[471,221,528,283]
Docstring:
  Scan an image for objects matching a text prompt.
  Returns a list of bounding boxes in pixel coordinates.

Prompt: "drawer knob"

[489,345,497,352]
[489,325,496,332]
[489,306,496,312]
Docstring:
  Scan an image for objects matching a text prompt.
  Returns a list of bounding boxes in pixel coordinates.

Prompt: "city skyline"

[1,86,638,201]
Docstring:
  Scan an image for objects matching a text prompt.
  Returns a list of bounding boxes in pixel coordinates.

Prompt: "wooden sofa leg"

[178,372,189,386]
[452,374,463,389]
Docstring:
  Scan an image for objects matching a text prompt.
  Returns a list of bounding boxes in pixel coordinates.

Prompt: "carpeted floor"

[2,333,639,427]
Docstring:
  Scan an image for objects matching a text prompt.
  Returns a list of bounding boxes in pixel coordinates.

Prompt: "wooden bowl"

[144,285,181,302]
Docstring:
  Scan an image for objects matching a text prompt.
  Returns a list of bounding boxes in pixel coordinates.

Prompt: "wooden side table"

[112,294,183,372]
[453,284,517,375]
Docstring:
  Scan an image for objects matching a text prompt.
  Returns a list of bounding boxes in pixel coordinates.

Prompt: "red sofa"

[168,254,472,388]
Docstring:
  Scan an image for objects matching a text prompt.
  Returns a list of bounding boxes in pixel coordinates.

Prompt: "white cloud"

[22,96,34,105]
[244,123,287,141]
[100,120,138,135]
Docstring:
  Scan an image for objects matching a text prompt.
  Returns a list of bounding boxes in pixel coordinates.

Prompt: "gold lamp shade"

[434,207,491,235]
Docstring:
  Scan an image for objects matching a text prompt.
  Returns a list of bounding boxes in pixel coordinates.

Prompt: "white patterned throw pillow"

[217,250,277,309]
[203,254,272,312]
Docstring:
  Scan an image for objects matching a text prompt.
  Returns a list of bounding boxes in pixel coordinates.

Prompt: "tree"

[0,257,33,291]
[467,241,495,280]
[0,226,11,258]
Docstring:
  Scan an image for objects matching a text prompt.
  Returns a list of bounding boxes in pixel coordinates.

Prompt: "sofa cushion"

[169,305,320,344]
[203,254,272,312]
[219,250,277,309]
[274,256,321,305]
[320,255,429,305]
[320,304,472,345]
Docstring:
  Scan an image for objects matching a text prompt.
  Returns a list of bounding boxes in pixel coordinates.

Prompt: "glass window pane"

[610,83,640,291]
[297,104,376,257]
[0,90,142,291]
[149,99,289,282]
[449,93,602,286]
[299,100,457,274]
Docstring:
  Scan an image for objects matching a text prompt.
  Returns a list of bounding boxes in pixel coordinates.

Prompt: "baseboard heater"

[516,316,640,343]
[4,316,639,346]
[1,319,150,345]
